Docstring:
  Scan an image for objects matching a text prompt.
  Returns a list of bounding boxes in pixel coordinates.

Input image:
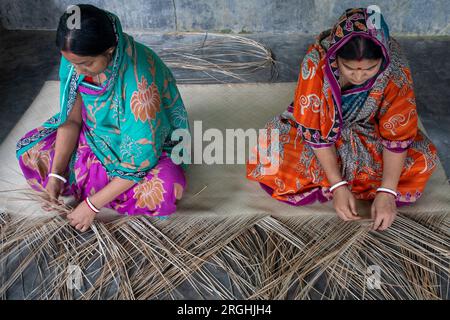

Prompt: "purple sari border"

[259,183,329,206]
[260,182,416,209]
[385,147,409,153]
[308,141,335,149]
[78,82,108,95]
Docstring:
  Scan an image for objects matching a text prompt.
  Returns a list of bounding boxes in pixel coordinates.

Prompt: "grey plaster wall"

[0,0,449,35]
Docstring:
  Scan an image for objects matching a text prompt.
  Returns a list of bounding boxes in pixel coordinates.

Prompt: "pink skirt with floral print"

[18,126,186,216]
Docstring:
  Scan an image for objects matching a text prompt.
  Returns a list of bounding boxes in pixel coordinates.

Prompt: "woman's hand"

[65,177,135,232]
[67,201,97,232]
[42,177,65,211]
[45,177,64,200]
[371,192,397,231]
[333,186,361,221]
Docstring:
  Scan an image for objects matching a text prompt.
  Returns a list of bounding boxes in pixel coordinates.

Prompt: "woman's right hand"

[42,177,65,210]
[332,186,361,221]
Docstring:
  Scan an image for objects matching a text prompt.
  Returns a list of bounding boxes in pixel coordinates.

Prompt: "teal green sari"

[16,11,189,182]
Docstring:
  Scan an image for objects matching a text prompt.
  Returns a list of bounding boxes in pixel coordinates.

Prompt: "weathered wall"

[0,0,449,35]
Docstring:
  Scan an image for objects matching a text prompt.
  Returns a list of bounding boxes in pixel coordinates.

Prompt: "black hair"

[56,4,116,56]
[337,36,383,61]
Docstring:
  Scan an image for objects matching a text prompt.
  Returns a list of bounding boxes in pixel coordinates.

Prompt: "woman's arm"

[67,174,139,232]
[371,148,407,231]
[43,93,83,206]
[313,146,360,220]
[51,93,83,175]
[380,148,407,190]
[88,177,136,209]
[312,145,343,186]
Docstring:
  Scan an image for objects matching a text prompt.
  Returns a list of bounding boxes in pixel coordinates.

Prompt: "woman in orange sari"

[247,8,438,231]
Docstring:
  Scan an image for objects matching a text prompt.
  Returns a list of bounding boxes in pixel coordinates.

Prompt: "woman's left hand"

[371,192,397,231]
[67,200,97,232]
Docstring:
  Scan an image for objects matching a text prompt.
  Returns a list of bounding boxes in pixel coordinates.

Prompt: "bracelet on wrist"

[376,187,398,198]
[329,181,348,193]
[85,197,100,213]
[48,173,67,184]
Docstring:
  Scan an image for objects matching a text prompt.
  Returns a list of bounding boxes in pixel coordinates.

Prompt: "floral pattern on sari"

[21,143,51,181]
[133,168,166,212]
[131,76,161,122]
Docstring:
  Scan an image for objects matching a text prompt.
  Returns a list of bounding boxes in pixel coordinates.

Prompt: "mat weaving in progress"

[1,83,449,299]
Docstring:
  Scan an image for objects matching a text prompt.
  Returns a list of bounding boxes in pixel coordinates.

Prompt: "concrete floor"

[1,30,449,177]
[0,30,449,299]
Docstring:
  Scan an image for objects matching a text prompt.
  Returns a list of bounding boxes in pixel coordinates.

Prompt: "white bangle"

[329,181,348,193]
[48,173,67,184]
[376,187,398,198]
[85,197,100,213]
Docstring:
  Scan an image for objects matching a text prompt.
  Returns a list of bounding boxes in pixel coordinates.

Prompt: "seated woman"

[16,5,189,231]
[247,8,438,231]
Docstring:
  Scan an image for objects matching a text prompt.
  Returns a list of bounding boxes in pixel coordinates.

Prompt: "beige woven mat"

[1,81,448,217]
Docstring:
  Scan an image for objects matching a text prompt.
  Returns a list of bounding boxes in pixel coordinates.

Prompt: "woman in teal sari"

[16,4,190,232]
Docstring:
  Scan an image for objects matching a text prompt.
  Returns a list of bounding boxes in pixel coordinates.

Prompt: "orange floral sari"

[247,8,438,206]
